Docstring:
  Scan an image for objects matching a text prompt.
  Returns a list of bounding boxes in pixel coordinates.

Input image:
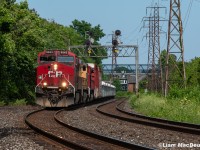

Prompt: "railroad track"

[96,99,200,135]
[25,104,153,150]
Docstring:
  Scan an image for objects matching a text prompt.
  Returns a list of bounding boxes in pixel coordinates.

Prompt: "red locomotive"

[35,50,115,107]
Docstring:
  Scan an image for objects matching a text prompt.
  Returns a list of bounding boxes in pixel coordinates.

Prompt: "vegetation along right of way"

[115,56,200,124]
[0,0,106,105]
[1,0,200,126]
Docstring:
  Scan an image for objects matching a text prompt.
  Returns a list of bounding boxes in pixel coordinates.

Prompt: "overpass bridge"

[102,64,149,74]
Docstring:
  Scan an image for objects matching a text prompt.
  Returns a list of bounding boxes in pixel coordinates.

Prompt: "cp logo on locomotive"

[48,71,62,78]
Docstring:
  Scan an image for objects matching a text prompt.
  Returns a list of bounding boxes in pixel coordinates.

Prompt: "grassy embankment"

[116,90,200,124]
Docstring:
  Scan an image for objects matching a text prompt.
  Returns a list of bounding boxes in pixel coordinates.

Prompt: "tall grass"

[130,93,200,124]
[116,91,133,98]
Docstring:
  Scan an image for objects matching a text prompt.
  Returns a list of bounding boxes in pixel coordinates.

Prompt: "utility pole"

[164,0,186,97]
[144,3,166,93]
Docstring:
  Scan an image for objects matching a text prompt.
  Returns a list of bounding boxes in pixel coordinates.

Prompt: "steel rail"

[96,100,200,135]
[25,109,91,150]
[55,107,153,150]
[116,100,200,129]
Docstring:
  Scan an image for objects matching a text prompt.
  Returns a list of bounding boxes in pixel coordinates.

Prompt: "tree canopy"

[70,19,106,65]
[0,1,105,104]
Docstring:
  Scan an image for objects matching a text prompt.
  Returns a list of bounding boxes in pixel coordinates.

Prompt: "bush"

[0,101,5,106]
[168,86,200,102]
[130,93,200,124]
[116,91,133,98]
[9,99,27,106]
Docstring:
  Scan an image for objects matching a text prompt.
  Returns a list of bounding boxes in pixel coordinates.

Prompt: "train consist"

[35,50,116,107]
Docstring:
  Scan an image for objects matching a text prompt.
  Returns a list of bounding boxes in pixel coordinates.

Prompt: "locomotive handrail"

[88,87,90,96]
[35,74,47,92]
[63,74,75,96]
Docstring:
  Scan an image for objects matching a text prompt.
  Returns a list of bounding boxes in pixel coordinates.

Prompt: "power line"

[183,0,193,33]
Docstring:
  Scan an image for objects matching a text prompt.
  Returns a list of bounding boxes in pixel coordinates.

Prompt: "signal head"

[85,39,91,46]
[115,30,121,36]
[112,39,118,46]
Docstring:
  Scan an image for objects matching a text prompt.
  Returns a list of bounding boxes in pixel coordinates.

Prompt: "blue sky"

[16,0,200,64]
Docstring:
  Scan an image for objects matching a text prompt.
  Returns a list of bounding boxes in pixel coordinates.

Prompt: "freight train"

[35,50,116,107]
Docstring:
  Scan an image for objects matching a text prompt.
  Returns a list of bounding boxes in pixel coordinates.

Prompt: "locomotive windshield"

[39,55,74,66]
[58,56,74,66]
[40,55,56,62]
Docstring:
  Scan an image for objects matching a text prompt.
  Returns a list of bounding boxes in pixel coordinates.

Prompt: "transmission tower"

[164,0,186,97]
[144,3,166,93]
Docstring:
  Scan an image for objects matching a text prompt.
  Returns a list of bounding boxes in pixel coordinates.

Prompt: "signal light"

[115,30,121,36]
[113,48,119,53]
[86,31,93,37]
[87,49,92,54]
[85,39,91,46]
[112,39,118,46]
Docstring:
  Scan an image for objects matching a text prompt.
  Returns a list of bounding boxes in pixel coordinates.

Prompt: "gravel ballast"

[0,106,57,150]
[1,101,200,150]
[59,100,200,150]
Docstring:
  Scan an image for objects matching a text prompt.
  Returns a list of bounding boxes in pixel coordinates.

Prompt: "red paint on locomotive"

[35,49,116,107]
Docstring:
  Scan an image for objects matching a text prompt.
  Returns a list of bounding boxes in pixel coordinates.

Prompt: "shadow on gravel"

[66,97,115,111]
[0,127,34,139]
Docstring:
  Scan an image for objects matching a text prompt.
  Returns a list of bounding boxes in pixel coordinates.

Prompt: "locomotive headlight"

[54,64,58,70]
[62,82,67,87]
[43,82,47,86]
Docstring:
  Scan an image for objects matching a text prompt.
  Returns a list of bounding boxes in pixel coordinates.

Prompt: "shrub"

[0,101,5,106]
[116,91,133,98]
[9,99,27,106]
[130,93,200,124]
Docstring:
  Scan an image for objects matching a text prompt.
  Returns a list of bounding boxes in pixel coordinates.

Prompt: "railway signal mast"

[85,31,94,56]
[164,0,186,97]
[111,30,121,80]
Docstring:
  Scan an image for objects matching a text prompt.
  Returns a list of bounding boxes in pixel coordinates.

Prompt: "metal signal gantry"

[69,44,139,94]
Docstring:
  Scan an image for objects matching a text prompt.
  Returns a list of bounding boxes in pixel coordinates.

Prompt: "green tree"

[160,49,177,69]
[0,1,85,104]
[70,19,106,65]
[113,79,122,91]
[70,19,105,42]
[186,57,200,86]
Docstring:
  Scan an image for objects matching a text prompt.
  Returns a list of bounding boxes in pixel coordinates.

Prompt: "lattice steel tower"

[164,0,186,97]
[145,3,165,93]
